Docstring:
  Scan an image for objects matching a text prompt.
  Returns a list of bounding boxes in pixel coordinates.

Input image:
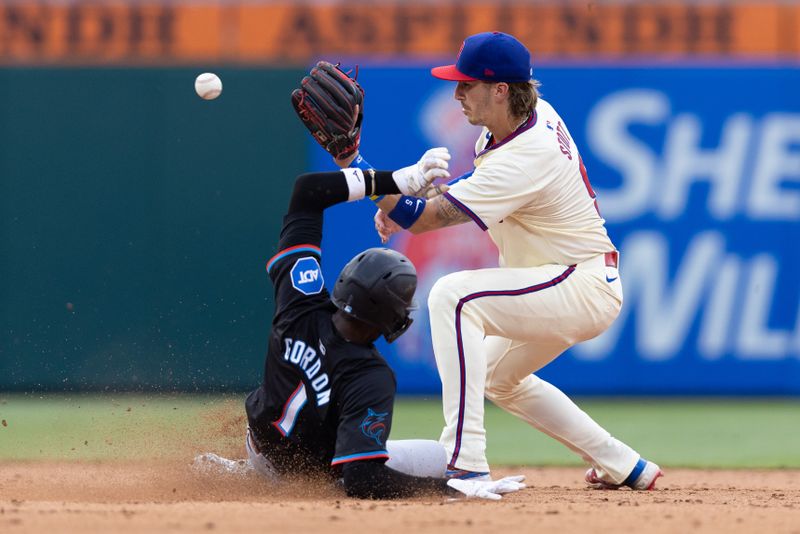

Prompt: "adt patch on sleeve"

[290,257,324,295]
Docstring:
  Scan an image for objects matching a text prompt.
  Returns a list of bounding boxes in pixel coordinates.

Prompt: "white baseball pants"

[428,253,640,483]
[246,429,447,480]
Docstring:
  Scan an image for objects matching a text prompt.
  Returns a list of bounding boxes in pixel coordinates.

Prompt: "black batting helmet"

[331,248,417,343]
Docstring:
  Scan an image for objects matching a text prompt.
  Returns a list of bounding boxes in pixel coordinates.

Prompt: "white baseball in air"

[195,72,222,100]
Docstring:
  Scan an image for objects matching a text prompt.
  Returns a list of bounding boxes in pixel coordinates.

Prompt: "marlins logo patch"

[360,408,388,446]
[290,257,324,295]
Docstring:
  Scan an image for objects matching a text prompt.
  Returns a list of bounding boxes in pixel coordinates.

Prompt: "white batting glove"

[392,147,451,196]
[446,475,527,501]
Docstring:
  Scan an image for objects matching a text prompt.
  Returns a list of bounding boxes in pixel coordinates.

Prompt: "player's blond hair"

[508,79,541,121]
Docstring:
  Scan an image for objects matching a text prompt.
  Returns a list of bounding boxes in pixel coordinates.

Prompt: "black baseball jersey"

[245,211,396,476]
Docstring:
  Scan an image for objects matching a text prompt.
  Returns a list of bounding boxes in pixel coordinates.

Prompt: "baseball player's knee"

[485,386,524,408]
[485,377,519,402]
[485,372,542,402]
[428,273,467,311]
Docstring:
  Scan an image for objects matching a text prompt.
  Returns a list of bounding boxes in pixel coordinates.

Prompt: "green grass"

[1,394,799,468]
[392,398,800,468]
[0,394,242,462]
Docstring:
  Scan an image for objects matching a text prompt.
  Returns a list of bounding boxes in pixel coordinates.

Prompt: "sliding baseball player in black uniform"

[240,166,525,500]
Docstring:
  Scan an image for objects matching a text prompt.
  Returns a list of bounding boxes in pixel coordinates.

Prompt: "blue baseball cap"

[431,31,532,83]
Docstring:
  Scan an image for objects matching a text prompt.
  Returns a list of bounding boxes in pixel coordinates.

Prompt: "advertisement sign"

[1,1,798,65]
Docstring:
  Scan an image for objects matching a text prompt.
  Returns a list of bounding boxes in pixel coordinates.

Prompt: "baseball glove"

[291,61,364,160]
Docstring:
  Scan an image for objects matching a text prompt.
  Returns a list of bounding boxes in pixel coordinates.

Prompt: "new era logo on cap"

[432,31,532,83]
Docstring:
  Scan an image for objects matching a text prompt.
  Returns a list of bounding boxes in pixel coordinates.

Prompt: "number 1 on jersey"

[272,381,308,437]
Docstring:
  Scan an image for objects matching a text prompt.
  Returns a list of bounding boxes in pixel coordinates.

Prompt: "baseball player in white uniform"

[366,31,662,489]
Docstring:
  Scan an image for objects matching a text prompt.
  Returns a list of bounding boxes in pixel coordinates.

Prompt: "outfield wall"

[1,63,797,394]
[0,68,307,390]
[0,1,798,394]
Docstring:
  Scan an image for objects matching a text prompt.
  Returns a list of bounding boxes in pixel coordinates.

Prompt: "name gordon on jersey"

[283,338,332,406]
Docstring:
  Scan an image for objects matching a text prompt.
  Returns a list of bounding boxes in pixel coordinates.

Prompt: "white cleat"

[585,458,663,490]
[192,452,254,477]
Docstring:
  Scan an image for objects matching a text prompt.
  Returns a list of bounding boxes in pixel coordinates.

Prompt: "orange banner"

[0,1,798,65]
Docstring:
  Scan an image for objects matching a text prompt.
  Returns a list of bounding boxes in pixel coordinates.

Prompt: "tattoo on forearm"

[435,196,471,226]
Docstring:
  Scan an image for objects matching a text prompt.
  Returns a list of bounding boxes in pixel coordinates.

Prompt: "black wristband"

[373,171,401,196]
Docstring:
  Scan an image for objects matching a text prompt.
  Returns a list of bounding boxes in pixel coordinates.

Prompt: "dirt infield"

[1,462,799,534]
